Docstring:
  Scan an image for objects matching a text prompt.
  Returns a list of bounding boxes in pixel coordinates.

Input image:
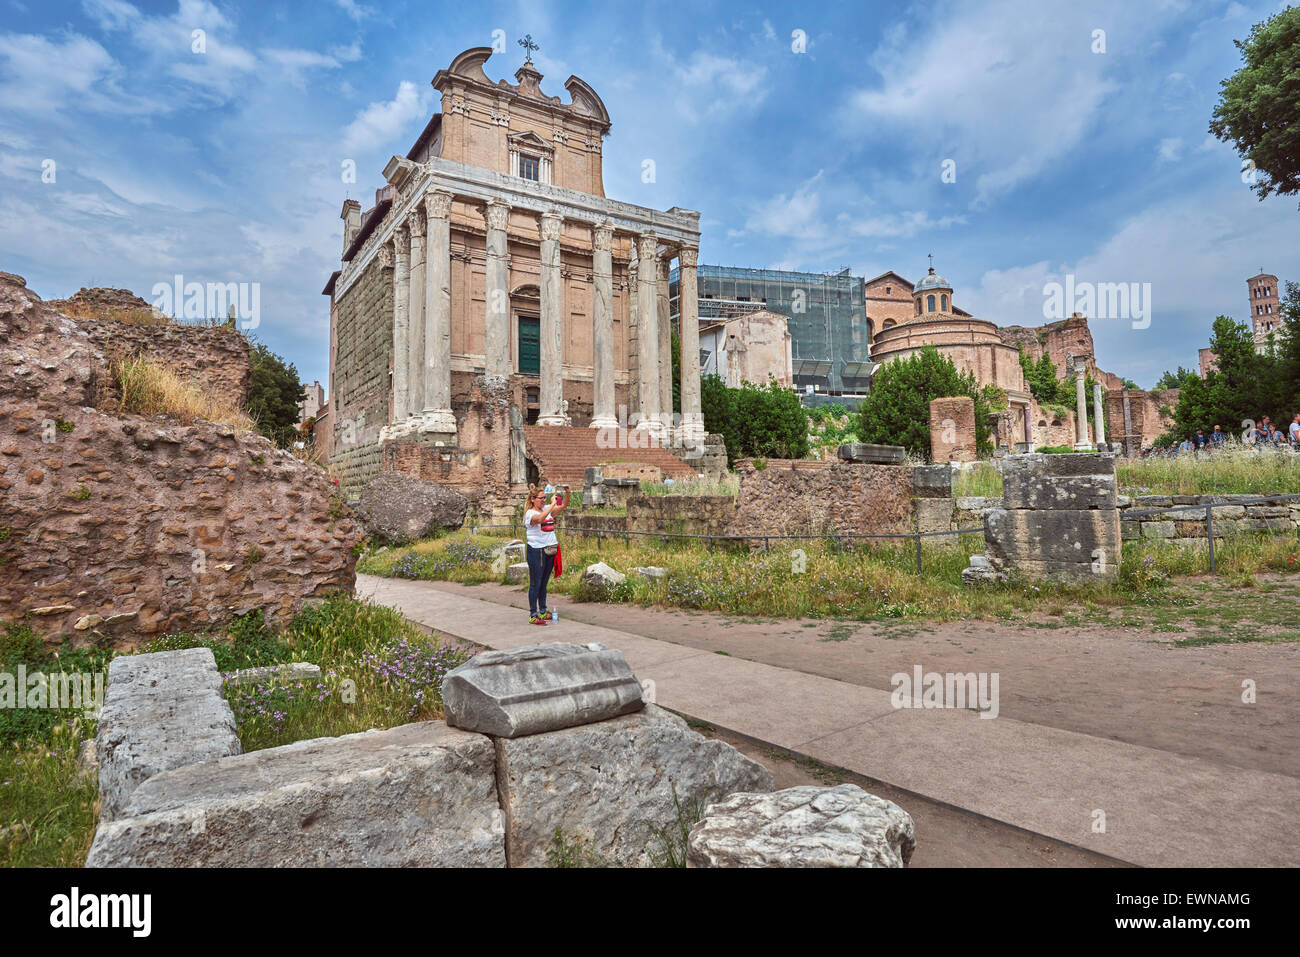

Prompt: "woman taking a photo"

[523,483,567,625]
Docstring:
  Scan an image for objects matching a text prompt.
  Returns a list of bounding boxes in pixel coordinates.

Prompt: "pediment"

[507,130,553,153]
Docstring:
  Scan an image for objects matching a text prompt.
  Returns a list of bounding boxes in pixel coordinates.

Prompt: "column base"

[536,414,568,427]
[1073,443,1096,452]
[411,409,459,445]
[589,415,620,430]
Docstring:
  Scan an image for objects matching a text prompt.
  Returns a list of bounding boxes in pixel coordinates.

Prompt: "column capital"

[540,210,563,242]
[678,244,698,268]
[656,256,672,280]
[593,220,615,251]
[406,207,426,239]
[483,199,511,232]
[392,222,410,248]
[636,232,658,260]
[423,188,454,221]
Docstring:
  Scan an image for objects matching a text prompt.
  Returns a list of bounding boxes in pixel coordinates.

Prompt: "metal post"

[1205,503,1216,573]
[915,533,923,574]
[596,529,601,552]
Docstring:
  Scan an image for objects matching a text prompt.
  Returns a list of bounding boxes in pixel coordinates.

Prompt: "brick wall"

[727,458,917,538]
[332,259,392,493]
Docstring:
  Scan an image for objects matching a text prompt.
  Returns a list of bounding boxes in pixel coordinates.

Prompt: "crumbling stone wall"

[1105,388,1179,454]
[967,453,1119,583]
[628,495,736,537]
[331,259,393,492]
[929,396,976,463]
[1121,494,1299,542]
[0,272,361,647]
[727,458,916,539]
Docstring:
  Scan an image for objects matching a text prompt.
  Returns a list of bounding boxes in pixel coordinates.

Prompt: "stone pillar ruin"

[678,244,703,448]
[483,200,512,380]
[1092,380,1106,449]
[537,211,567,426]
[929,396,976,463]
[419,189,457,440]
[1072,358,1092,450]
[590,221,618,430]
[636,233,662,435]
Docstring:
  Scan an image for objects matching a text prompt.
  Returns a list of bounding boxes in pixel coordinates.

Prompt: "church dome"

[914,267,951,293]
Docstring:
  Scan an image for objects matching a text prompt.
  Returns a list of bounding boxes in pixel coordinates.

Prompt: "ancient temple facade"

[325,47,703,508]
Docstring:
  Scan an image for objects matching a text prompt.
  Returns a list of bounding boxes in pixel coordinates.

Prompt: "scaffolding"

[670,264,870,393]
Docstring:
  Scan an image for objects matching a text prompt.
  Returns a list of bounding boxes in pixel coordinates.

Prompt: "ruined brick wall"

[727,458,916,538]
[331,260,392,492]
[76,316,251,412]
[0,273,362,647]
[998,315,1123,391]
[930,396,976,463]
[1104,388,1178,453]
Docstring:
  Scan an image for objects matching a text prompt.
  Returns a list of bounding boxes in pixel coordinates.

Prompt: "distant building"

[1248,271,1281,351]
[699,310,793,389]
[671,264,870,395]
[299,379,325,424]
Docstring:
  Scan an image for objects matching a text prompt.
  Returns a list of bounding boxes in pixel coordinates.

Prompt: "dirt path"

[429,579,1300,779]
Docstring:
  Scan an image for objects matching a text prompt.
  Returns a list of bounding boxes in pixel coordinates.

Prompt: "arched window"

[883,319,897,329]
[941,294,948,311]
[914,299,921,315]
[927,295,936,312]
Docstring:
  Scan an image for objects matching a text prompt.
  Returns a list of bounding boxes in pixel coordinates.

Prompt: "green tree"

[1209,6,1300,206]
[732,378,809,460]
[247,343,306,448]
[700,373,738,465]
[1154,366,1200,391]
[856,346,992,458]
[1172,316,1267,438]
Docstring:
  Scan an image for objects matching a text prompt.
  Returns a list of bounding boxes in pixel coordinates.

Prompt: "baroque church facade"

[324,46,703,506]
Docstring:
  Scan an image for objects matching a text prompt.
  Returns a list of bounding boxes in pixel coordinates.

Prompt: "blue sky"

[1,0,1296,391]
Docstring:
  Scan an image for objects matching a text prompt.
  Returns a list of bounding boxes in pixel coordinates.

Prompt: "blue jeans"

[526,545,555,617]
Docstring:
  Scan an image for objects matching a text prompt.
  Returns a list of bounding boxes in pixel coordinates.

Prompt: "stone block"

[1136,495,1172,508]
[1141,521,1176,539]
[495,705,774,867]
[505,562,528,583]
[1001,457,1116,510]
[915,498,954,535]
[912,464,953,498]
[86,721,503,867]
[354,470,468,544]
[837,443,905,464]
[442,642,644,738]
[984,507,1119,581]
[686,785,915,868]
[630,566,668,581]
[96,648,242,822]
[929,396,976,463]
[580,561,626,595]
[1246,505,1290,518]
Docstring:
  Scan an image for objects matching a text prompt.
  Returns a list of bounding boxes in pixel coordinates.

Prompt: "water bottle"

[551,610,558,622]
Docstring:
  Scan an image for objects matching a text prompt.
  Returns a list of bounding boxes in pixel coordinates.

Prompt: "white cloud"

[1158,137,1183,162]
[340,80,431,155]
[0,32,150,115]
[334,0,373,23]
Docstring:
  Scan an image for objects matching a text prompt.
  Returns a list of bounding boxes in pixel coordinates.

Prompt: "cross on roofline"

[518,34,539,64]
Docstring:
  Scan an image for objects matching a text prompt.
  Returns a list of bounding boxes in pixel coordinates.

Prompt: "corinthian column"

[678,244,703,448]
[406,209,426,417]
[1092,380,1106,449]
[483,200,511,379]
[636,233,661,434]
[1073,358,1092,450]
[418,189,457,440]
[656,251,674,435]
[590,221,618,429]
[537,210,566,426]
[388,225,410,427]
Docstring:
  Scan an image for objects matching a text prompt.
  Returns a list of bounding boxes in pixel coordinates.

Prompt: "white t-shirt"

[1290,421,1300,443]
[524,509,557,549]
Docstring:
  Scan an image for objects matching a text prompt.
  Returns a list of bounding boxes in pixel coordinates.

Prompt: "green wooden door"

[518,315,540,375]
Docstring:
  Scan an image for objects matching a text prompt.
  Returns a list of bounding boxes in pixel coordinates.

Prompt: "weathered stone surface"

[837,443,906,464]
[96,648,242,822]
[443,642,643,738]
[915,498,954,534]
[86,721,503,867]
[1140,521,1176,539]
[929,396,976,463]
[686,784,916,868]
[912,464,953,497]
[354,470,469,544]
[728,459,916,539]
[630,566,667,581]
[221,661,321,688]
[985,506,1120,578]
[580,561,626,594]
[505,561,528,583]
[1001,455,1117,510]
[76,738,99,783]
[496,705,774,867]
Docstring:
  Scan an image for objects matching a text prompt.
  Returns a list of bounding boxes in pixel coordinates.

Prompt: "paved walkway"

[358,574,1300,867]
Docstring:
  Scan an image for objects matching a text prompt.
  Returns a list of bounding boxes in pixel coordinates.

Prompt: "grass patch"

[111,354,255,431]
